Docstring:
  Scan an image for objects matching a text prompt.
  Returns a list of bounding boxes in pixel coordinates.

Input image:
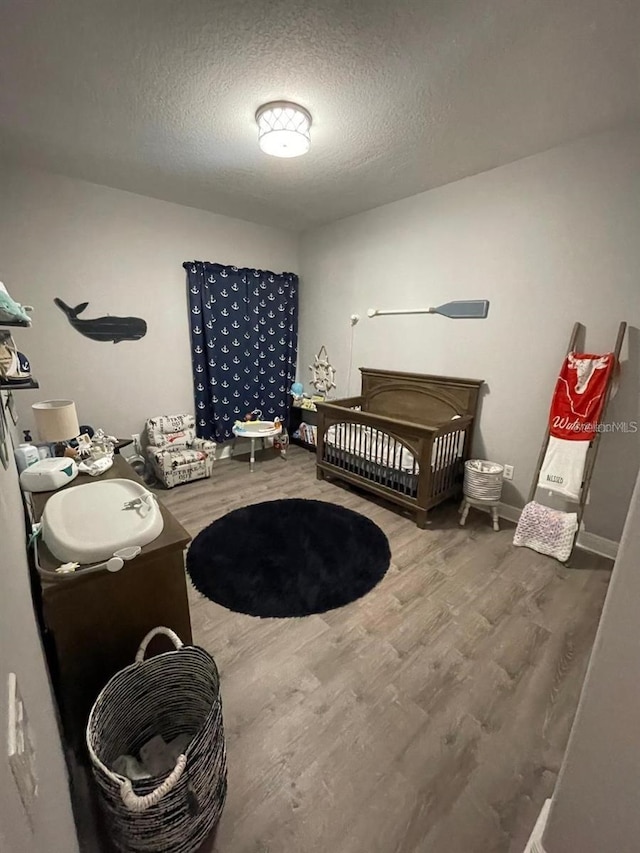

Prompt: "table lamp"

[32,400,80,456]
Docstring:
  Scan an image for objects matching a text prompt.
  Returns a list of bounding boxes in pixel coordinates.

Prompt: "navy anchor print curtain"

[183,261,298,442]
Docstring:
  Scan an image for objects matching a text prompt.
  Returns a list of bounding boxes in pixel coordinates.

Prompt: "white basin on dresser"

[42,478,164,564]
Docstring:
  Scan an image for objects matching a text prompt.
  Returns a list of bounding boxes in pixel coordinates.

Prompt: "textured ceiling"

[0,0,639,230]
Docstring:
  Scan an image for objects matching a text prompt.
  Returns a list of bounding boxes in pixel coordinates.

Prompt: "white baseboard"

[497,502,522,524]
[523,798,551,853]
[574,530,619,559]
[216,440,235,460]
[211,451,621,559]
[479,502,619,559]
[216,437,276,460]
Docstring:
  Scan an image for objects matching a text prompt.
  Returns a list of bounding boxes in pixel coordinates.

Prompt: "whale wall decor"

[54,298,147,343]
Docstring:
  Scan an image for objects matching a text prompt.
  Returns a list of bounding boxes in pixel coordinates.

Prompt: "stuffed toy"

[0,282,32,325]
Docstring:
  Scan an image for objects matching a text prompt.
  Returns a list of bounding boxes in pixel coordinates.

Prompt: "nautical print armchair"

[144,414,215,488]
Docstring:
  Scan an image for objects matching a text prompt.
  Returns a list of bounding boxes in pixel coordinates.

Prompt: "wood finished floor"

[160,446,611,853]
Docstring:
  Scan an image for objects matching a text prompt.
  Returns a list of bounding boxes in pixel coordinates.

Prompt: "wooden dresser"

[30,455,192,749]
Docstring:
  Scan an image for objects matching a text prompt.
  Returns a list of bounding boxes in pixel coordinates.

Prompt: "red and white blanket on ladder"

[514,351,614,561]
[538,351,614,499]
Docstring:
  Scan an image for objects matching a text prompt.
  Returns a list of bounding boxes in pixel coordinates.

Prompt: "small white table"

[232,422,282,473]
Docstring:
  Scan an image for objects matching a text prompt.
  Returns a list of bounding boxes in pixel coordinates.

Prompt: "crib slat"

[365,425,370,479]
[438,434,446,495]
[451,429,461,489]
[451,431,458,488]
[411,442,417,494]
[442,431,451,492]
[384,432,389,486]
[441,433,449,493]
[449,431,457,490]
[361,426,366,477]
[385,434,391,487]
[451,431,458,489]
[442,432,451,493]
[454,429,462,486]
[429,438,436,498]
[447,431,455,490]
[435,434,444,496]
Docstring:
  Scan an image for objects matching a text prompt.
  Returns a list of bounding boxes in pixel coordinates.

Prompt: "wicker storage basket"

[86,627,227,853]
[463,459,504,502]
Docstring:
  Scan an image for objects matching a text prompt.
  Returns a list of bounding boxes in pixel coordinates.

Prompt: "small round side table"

[231,422,282,473]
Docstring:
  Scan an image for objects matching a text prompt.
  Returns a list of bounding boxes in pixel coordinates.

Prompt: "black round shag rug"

[186,499,391,618]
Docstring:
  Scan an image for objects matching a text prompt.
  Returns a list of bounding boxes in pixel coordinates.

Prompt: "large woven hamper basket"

[86,627,227,853]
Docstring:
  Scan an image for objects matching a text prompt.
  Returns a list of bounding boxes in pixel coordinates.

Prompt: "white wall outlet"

[503,464,514,480]
[7,673,37,827]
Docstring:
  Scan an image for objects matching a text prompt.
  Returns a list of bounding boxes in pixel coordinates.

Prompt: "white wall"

[0,397,79,853]
[0,167,298,437]
[0,169,298,848]
[543,467,640,853]
[298,127,640,542]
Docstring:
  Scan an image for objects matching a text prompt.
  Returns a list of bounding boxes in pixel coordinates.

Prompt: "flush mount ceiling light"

[255,101,312,158]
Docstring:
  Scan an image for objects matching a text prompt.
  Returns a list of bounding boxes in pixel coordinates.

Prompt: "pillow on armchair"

[147,414,196,449]
[145,414,215,488]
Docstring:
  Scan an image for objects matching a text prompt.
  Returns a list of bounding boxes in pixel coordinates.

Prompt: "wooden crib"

[315,368,484,528]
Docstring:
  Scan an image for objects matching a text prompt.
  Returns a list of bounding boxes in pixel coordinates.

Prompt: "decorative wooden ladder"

[527,320,627,562]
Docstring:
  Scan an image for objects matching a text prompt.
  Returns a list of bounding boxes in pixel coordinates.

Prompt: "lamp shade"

[32,400,80,442]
